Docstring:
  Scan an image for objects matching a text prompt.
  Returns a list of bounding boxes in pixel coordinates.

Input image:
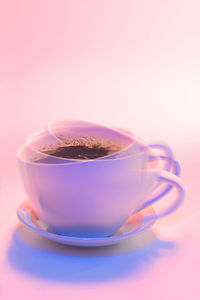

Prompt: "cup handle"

[148,155,181,199]
[113,128,174,173]
[140,169,185,218]
[148,143,174,172]
[147,142,181,200]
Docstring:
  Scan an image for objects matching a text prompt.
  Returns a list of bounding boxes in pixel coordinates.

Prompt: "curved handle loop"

[141,169,184,218]
[148,143,181,199]
[148,143,174,172]
[149,155,181,200]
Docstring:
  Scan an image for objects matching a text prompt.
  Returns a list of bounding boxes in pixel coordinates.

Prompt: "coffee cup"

[17,122,184,237]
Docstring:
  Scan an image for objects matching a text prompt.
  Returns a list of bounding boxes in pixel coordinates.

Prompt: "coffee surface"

[36,136,125,161]
[44,144,112,160]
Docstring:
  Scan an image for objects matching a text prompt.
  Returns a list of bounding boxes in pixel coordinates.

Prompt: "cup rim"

[17,119,152,166]
[27,119,137,162]
[26,129,136,163]
[17,139,149,166]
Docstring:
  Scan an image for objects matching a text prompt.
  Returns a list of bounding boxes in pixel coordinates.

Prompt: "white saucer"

[17,201,157,247]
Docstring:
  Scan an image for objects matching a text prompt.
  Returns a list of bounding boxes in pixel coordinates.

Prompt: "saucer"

[17,201,157,247]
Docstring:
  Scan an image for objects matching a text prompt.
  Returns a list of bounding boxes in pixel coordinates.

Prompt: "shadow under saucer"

[6,224,178,283]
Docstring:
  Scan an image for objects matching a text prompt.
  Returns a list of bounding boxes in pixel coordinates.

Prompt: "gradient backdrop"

[0,1,200,299]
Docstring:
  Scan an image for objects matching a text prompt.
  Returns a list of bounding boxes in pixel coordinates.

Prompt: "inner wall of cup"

[28,130,67,153]
[20,143,72,164]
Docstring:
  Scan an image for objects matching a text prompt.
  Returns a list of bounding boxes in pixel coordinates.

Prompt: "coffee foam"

[40,136,126,158]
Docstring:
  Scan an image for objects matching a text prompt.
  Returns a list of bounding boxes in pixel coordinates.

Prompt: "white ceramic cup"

[17,139,184,237]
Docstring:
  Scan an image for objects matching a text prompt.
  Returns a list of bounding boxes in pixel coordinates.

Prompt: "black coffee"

[34,136,125,161]
[44,145,112,160]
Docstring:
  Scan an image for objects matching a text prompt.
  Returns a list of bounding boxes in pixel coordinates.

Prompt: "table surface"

[1,1,200,299]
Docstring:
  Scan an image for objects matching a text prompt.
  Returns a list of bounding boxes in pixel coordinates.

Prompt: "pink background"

[0,1,200,299]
